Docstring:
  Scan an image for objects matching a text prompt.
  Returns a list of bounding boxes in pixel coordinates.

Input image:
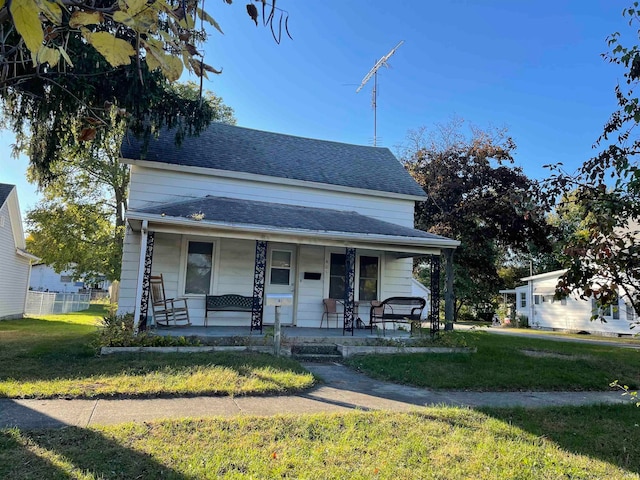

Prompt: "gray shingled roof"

[121,123,426,197]
[0,183,15,208]
[134,196,449,241]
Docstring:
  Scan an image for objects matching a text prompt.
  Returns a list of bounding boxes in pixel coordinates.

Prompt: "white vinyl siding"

[116,228,143,316]
[0,195,31,319]
[514,273,636,336]
[128,166,415,227]
[29,266,84,293]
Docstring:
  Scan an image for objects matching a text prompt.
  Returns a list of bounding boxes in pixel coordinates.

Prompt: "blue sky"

[0,0,630,221]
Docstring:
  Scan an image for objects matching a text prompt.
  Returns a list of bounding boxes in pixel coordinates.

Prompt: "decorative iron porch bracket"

[139,231,155,331]
[343,247,356,335]
[251,240,267,333]
[430,254,441,337]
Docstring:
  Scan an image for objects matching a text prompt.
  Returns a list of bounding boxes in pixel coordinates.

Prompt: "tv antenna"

[356,40,404,147]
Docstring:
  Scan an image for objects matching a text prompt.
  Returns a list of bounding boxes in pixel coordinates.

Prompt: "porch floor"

[151,325,414,345]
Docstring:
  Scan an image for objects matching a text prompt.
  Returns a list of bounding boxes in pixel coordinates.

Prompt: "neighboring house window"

[520,293,526,308]
[359,256,379,301]
[591,297,620,319]
[60,275,73,283]
[534,295,541,305]
[270,250,292,285]
[329,253,379,301]
[612,302,620,320]
[185,241,213,294]
[627,302,637,322]
[560,298,567,306]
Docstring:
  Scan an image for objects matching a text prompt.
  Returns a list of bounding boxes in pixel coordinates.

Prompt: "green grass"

[345,331,640,391]
[2,405,639,479]
[0,305,314,399]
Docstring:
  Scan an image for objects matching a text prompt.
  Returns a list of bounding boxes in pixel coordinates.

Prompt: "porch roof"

[127,196,459,255]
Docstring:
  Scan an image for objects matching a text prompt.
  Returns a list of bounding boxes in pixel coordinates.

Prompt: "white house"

[514,269,637,336]
[29,265,85,293]
[411,278,431,320]
[29,264,111,294]
[0,184,39,319]
[117,124,459,332]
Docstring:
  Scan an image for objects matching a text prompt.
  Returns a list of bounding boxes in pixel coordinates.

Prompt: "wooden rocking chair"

[149,274,191,327]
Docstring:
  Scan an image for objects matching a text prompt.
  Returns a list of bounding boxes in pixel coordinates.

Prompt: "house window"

[519,293,526,308]
[329,253,346,299]
[329,253,379,301]
[359,256,379,301]
[560,298,567,306]
[627,302,637,322]
[591,297,620,319]
[270,250,292,285]
[60,275,73,283]
[185,241,213,294]
[534,295,541,305]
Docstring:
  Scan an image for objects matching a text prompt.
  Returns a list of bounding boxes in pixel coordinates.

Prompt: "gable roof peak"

[0,183,16,208]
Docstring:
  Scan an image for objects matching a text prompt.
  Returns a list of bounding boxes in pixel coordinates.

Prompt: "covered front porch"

[122,196,459,337]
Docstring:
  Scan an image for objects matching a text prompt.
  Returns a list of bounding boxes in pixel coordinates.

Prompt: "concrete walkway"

[0,363,631,429]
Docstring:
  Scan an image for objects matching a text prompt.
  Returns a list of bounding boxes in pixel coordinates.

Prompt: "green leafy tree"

[402,120,553,319]
[26,82,236,281]
[0,0,289,181]
[544,4,640,318]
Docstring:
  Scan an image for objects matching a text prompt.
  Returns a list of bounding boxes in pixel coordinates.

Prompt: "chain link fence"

[25,292,91,316]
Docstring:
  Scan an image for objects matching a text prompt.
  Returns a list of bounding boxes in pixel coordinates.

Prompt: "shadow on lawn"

[479,403,640,475]
[0,403,186,479]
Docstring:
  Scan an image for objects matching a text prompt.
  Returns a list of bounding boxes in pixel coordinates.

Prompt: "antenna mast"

[356,40,404,147]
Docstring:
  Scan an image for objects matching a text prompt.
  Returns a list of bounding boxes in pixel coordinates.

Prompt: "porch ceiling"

[127,196,459,255]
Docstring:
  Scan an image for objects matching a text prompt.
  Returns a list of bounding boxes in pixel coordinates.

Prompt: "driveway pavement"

[0,362,631,429]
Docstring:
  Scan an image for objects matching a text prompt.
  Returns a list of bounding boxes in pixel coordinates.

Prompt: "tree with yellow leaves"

[0,0,290,180]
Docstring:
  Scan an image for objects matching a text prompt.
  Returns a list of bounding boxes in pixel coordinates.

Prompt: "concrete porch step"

[291,344,342,362]
[291,344,340,355]
[292,353,343,362]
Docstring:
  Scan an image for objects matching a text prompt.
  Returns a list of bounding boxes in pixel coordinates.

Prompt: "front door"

[263,244,296,325]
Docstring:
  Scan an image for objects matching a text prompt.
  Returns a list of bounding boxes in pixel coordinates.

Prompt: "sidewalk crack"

[87,400,99,426]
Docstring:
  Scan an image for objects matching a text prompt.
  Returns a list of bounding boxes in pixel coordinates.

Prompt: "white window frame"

[179,236,218,297]
[519,292,527,308]
[268,249,293,286]
[325,249,381,301]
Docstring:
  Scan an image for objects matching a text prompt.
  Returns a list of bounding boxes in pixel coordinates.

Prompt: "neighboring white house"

[29,264,85,293]
[411,278,431,320]
[117,123,459,331]
[514,269,637,336]
[0,184,39,319]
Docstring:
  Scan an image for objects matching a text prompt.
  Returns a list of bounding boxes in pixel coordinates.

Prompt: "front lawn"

[2,405,639,479]
[345,331,640,391]
[0,305,314,399]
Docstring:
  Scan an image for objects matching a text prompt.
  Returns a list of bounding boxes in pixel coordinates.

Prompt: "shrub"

[96,312,200,347]
[504,314,529,329]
